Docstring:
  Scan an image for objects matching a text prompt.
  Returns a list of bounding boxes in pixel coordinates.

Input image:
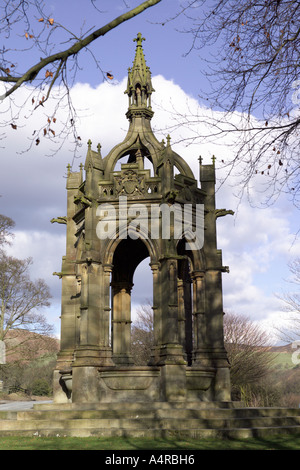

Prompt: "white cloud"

[1,75,299,342]
[5,230,65,298]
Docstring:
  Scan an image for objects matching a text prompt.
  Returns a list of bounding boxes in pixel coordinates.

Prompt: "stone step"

[16,406,300,421]
[0,411,18,420]
[1,415,300,433]
[1,403,300,438]
[33,400,238,411]
[0,422,300,439]
[18,416,300,429]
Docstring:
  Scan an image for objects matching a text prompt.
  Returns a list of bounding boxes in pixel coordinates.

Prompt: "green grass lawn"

[1,434,300,450]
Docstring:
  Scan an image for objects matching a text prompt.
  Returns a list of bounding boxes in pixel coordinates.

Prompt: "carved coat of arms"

[115,170,145,196]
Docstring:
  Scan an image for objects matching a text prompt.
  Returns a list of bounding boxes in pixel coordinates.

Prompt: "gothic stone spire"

[125,33,155,121]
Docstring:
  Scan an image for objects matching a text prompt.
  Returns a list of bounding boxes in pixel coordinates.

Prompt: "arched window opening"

[174,166,180,177]
[110,238,151,366]
[131,258,153,365]
[113,149,154,176]
[144,155,154,177]
[114,155,128,172]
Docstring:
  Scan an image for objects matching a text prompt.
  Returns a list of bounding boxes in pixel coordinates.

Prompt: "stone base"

[72,366,101,403]
[213,367,231,401]
[3,401,300,439]
[160,364,186,402]
[53,363,229,404]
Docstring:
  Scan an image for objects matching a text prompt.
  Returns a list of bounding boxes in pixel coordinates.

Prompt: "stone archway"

[110,237,150,365]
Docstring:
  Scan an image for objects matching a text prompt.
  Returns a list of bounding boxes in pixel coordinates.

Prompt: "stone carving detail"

[100,185,114,198]
[183,186,193,202]
[214,209,234,219]
[115,170,145,196]
[50,216,67,225]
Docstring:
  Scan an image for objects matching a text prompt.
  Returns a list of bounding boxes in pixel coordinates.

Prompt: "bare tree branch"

[159,0,300,209]
[0,0,162,100]
[0,253,52,341]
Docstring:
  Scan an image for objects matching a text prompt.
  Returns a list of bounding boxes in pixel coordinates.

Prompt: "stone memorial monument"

[52,33,233,405]
[2,33,297,441]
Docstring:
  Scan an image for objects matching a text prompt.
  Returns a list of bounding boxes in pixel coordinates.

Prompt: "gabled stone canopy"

[86,32,195,181]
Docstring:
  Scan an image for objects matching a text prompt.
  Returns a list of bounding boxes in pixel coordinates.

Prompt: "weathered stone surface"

[2,402,300,438]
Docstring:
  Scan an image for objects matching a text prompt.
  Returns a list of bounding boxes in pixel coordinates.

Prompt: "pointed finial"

[67,163,71,176]
[87,139,92,149]
[97,143,101,154]
[166,134,171,147]
[133,32,145,47]
[212,155,216,166]
[199,155,203,165]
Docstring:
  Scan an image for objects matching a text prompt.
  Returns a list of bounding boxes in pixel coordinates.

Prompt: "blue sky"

[4,1,209,99]
[1,0,300,342]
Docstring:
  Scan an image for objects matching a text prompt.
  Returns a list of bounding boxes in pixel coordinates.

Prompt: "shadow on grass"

[1,434,300,450]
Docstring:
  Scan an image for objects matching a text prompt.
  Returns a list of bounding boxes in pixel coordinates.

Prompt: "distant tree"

[1,353,57,394]
[224,311,275,399]
[0,215,55,393]
[0,213,15,248]
[131,302,154,365]
[30,378,52,396]
[131,304,274,398]
[0,252,53,363]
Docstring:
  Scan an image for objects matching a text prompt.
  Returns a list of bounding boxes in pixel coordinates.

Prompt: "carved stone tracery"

[115,169,145,196]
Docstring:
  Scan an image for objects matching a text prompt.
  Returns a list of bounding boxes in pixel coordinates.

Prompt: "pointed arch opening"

[112,146,154,176]
[110,237,153,365]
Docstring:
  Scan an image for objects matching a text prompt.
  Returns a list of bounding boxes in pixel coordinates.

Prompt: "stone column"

[101,264,113,349]
[56,272,79,368]
[183,270,193,366]
[71,261,103,403]
[205,269,227,354]
[97,264,114,366]
[159,257,186,401]
[191,270,210,365]
[72,261,106,362]
[159,258,182,358]
[111,280,134,365]
[177,279,185,350]
[177,277,193,365]
[53,168,82,403]
[149,262,162,365]
[205,268,231,401]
